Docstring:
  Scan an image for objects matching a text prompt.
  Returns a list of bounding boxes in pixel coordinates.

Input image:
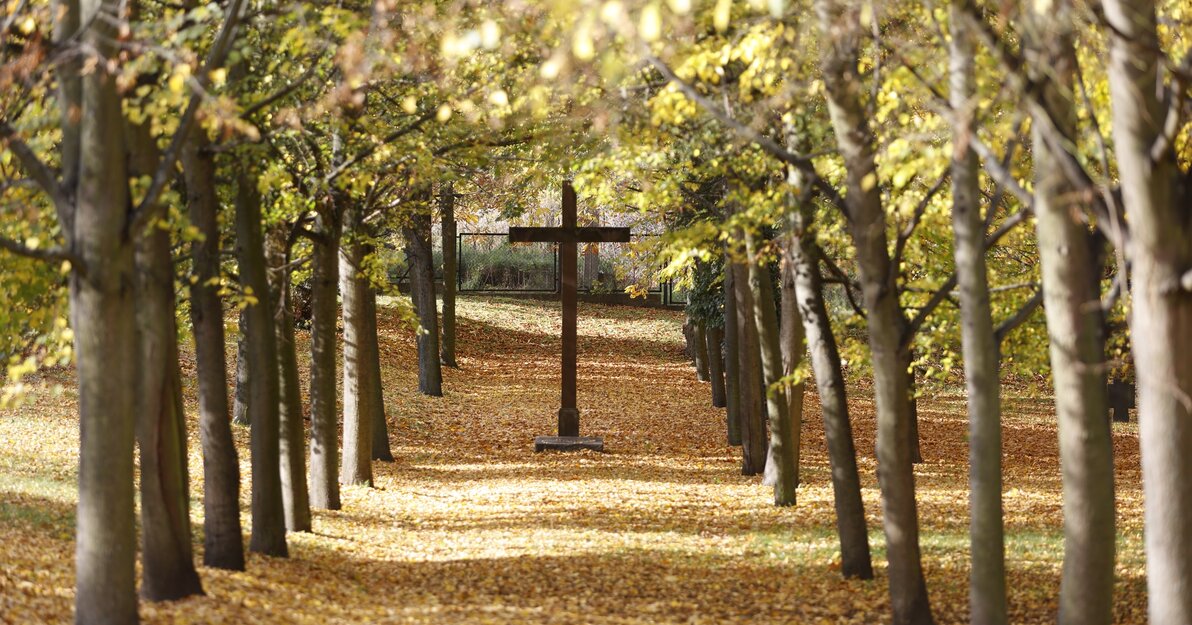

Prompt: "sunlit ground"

[0,296,1145,623]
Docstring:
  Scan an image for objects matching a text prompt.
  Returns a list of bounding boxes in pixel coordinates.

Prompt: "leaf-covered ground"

[0,296,1146,623]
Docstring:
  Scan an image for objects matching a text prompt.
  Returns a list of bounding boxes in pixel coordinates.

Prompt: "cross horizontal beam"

[509,226,631,244]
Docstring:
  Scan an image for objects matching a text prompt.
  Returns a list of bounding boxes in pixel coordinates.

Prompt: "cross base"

[534,436,605,452]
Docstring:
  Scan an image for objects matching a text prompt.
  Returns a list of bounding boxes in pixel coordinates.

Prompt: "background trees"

[0,0,1189,624]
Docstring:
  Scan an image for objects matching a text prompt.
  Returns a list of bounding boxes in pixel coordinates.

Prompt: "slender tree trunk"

[949,8,1007,624]
[232,309,250,425]
[1102,2,1192,622]
[815,2,933,621]
[788,206,873,580]
[236,170,288,557]
[441,183,458,367]
[367,285,395,461]
[906,353,924,464]
[181,119,245,569]
[1026,6,1115,624]
[746,231,797,506]
[707,325,727,407]
[779,247,805,489]
[308,206,343,510]
[692,318,711,381]
[68,2,139,616]
[404,207,443,396]
[127,120,202,601]
[731,257,767,475]
[339,209,375,487]
[267,227,311,532]
[723,261,743,446]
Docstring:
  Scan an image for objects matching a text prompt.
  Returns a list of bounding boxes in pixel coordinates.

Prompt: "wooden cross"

[510,182,630,452]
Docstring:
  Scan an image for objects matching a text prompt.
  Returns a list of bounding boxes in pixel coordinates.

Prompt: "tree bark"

[367,284,395,461]
[1102,2,1192,623]
[723,261,743,446]
[308,206,343,510]
[706,325,727,408]
[127,120,203,601]
[814,2,934,621]
[267,226,311,532]
[404,207,443,396]
[68,2,139,617]
[779,246,805,489]
[441,183,458,367]
[1025,6,1115,624]
[746,231,798,506]
[339,208,375,487]
[731,256,767,475]
[232,309,250,425]
[949,7,1007,624]
[788,206,873,580]
[692,318,711,382]
[181,118,245,569]
[236,170,288,557]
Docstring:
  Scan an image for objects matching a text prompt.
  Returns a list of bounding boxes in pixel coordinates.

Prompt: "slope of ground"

[0,296,1145,623]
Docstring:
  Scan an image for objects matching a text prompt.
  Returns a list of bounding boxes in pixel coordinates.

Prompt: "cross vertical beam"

[558,182,580,436]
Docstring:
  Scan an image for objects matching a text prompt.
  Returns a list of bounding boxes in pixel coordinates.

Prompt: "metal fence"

[388,231,688,305]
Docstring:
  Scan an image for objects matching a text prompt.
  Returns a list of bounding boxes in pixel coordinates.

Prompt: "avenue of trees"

[0,0,1188,624]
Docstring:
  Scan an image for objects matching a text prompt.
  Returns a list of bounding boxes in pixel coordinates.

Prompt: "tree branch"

[0,234,81,266]
[995,287,1043,345]
[643,52,846,211]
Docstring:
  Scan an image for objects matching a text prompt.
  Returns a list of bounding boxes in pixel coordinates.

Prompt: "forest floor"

[0,296,1146,624]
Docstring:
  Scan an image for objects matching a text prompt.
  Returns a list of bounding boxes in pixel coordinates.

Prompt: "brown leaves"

[0,296,1147,623]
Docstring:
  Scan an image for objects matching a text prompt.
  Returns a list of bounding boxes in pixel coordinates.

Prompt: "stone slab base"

[534,436,604,452]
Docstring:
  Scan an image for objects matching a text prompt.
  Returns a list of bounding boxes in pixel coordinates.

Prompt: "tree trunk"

[236,170,288,557]
[779,246,805,489]
[746,231,797,506]
[692,318,710,382]
[731,257,767,475]
[232,309,250,425]
[367,285,394,461]
[441,183,458,367]
[181,119,245,569]
[906,354,924,464]
[267,226,311,532]
[308,207,343,510]
[1102,2,1192,622]
[404,207,443,396]
[949,7,1007,624]
[127,120,203,601]
[788,207,873,580]
[68,4,139,617]
[707,325,727,408]
[814,2,933,621]
[1026,6,1115,624]
[339,210,375,487]
[723,261,743,446]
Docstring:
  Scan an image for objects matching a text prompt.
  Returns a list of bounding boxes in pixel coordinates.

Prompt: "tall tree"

[787,202,873,579]
[340,206,376,487]
[127,120,203,601]
[814,1,934,621]
[268,226,312,532]
[1024,4,1115,623]
[182,114,245,569]
[730,255,767,474]
[308,201,343,510]
[1101,0,1192,622]
[404,199,444,397]
[441,183,459,368]
[948,7,1007,624]
[236,167,289,557]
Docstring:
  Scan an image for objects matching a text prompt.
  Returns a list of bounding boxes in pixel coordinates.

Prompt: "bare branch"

[995,287,1043,345]
[0,234,81,266]
[0,122,71,219]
